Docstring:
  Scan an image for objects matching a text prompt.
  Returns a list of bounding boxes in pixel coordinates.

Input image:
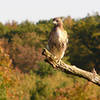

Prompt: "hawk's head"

[53,17,63,26]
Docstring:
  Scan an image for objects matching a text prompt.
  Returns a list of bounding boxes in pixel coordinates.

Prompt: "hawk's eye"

[56,20,58,22]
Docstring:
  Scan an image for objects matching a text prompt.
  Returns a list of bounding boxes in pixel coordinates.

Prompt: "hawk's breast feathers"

[55,27,68,43]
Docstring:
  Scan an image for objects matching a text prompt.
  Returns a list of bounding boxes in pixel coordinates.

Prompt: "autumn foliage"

[0,13,100,100]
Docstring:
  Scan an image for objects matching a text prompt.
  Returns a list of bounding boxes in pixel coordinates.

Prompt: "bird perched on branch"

[47,17,68,63]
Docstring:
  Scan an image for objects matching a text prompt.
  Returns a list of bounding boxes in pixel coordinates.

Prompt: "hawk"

[47,17,68,62]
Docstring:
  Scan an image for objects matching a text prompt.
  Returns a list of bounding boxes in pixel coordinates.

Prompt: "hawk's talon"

[56,59,61,65]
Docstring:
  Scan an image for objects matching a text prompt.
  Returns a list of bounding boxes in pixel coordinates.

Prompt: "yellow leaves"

[92,32,100,37]
[0,47,12,68]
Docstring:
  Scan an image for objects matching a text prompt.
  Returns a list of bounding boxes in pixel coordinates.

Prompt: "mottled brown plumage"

[48,17,68,61]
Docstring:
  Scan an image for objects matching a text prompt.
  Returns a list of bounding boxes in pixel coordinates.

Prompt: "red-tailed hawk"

[47,17,68,62]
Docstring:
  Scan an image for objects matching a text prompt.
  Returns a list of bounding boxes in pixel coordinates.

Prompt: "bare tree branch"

[42,48,100,86]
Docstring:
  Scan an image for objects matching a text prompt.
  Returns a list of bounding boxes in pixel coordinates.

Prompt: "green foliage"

[30,80,51,100]
[35,19,53,36]
[36,61,56,77]
[0,13,100,100]
[18,20,35,33]
[68,15,100,72]
[0,75,7,100]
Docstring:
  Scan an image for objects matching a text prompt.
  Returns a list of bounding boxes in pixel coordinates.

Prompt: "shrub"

[35,61,56,77]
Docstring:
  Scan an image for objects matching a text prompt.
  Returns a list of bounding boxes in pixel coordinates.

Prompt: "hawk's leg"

[56,58,61,65]
[53,56,61,66]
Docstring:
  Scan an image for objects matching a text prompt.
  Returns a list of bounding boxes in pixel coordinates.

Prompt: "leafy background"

[0,12,100,100]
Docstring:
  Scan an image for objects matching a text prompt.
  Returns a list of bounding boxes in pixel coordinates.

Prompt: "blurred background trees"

[0,12,100,100]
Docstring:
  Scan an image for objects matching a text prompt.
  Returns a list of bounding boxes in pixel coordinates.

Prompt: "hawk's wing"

[64,30,68,44]
[48,29,56,50]
[60,30,68,50]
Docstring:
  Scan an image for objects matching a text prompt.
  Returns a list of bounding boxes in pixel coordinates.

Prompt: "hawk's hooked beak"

[53,20,57,25]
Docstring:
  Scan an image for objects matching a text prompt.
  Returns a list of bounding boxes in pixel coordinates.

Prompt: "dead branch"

[42,48,100,86]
